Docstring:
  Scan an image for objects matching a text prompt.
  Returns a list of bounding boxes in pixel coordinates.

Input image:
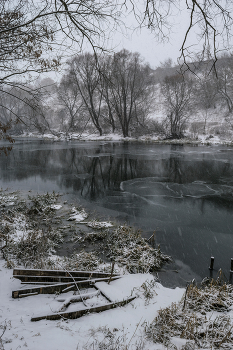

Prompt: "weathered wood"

[93,284,112,303]
[20,282,69,285]
[13,268,118,278]
[13,275,91,283]
[58,290,100,312]
[12,276,120,298]
[31,296,136,322]
[19,292,39,298]
[61,285,76,293]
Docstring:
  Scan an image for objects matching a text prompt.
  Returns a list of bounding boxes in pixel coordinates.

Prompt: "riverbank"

[0,190,171,273]
[1,190,233,349]
[16,130,233,146]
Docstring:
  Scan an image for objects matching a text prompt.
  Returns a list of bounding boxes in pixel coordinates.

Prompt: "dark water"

[1,138,233,286]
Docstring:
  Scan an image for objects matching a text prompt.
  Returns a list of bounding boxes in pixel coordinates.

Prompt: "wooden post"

[108,260,115,285]
[209,257,214,270]
[230,258,233,273]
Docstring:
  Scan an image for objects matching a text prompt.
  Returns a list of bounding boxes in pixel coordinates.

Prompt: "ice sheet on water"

[120,177,233,202]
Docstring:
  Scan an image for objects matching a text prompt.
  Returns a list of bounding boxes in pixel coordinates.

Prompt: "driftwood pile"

[12,268,135,322]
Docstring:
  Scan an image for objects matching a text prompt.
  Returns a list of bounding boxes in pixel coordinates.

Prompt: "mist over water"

[1,138,233,286]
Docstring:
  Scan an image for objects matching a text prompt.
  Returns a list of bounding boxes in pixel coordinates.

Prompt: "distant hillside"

[153,55,233,82]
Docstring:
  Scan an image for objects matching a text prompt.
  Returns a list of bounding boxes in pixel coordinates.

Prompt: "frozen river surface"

[1,139,233,286]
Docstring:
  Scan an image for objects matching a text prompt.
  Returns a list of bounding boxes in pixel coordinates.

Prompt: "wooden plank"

[13,268,119,278]
[19,292,38,298]
[13,275,91,283]
[93,284,112,303]
[20,282,69,285]
[31,296,136,322]
[12,283,73,299]
[12,276,121,298]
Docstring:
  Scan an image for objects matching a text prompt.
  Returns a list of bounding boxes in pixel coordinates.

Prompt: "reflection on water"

[1,138,233,285]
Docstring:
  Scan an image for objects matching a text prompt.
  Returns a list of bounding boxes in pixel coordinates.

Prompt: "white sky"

[100,1,233,69]
[48,2,232,82]
[53,5,197,73]
[104,5,198,69]
[108,26,184,69]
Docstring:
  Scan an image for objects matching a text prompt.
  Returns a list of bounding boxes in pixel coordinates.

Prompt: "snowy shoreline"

[12,131,233,146]
[1,190,233,349]
[1,140,233,349]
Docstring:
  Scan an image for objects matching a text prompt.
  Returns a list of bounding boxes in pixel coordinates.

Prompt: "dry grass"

[104,225,172,273]
[0,190,172,274]
[55,250,103,271]
[80,326,145,350]
[0,191,64,268]
[146,277,233,349]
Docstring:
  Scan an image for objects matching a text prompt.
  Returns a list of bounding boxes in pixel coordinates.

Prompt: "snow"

[50,204,62,210]
[67,207,88,222]
[2,213,31,243]
[11,214,29,243]
[17,101,233,145]
[0,259,184,350]
[86,220,114,229]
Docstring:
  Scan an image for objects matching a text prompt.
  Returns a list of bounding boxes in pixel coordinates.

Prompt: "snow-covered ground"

[18,129,233,146]
[0,260,184,350]
[2,122,233,348]
[19,110,233,145]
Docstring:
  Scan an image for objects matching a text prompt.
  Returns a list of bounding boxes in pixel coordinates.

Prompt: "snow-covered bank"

[1,261,233,350]
[16,130,233,146]
[1,191,233,349]
[0,260,184,350]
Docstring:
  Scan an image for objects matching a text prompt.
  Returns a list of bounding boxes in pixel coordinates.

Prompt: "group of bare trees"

[1,0,233,143]
[55,50,155,137]
[158,53,233,138]
[3,50,233,139]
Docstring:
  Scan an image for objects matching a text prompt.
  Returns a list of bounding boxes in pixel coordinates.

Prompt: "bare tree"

[128,0,233,72]
[68,54,104,136]
[105,50,155,137]
[1,0,233,143]
[0,0,119,141]
[194,69,218,133]
[57,75,86,134]
[216,56,233,113]
[161,74,194,138]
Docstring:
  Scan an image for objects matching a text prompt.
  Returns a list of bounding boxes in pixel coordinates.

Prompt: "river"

[1,138,233,286]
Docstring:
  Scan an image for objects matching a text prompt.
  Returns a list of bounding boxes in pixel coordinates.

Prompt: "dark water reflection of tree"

[1,142,233,209]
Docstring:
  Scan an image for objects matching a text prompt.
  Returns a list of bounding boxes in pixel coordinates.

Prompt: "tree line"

[2,50,233,139]
[1,0,233,147]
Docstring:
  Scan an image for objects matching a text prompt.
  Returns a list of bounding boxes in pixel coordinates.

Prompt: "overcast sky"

[49,3,231,82]
[105,6,197,69]
[109,27,184,69]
